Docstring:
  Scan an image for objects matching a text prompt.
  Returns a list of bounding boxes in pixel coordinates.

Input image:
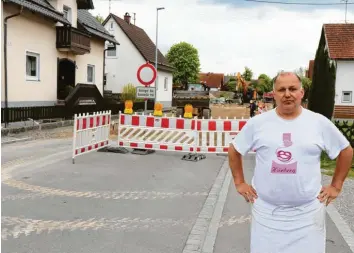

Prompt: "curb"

[1,137,34,145]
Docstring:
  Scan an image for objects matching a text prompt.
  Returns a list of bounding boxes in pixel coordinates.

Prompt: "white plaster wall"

[103,17,173,107]
[155,70,173,107]
[1,3,105,107]
[75,38,105,95]
[335,61,354,106]
[2,5,59,107]
[47,0,77,27]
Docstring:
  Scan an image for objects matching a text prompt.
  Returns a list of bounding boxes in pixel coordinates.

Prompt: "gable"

[103,13,174,73]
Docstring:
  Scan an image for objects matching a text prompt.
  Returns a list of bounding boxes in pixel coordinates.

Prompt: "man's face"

[273,73,304,113]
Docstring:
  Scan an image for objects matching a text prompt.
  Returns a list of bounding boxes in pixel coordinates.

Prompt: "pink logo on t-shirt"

[276,133,293,163]
[271,161,297,174]
[271,133,297,174]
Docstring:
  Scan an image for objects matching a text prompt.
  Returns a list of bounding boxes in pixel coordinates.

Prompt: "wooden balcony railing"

[56,26,91,55]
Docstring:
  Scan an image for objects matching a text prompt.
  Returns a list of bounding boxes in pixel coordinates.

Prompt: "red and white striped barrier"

[195,117,247,153]
[118,113,197,152]
[72,111,111,163]
[117,112,249,154]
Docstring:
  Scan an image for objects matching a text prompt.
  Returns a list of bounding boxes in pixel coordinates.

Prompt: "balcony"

[56,26,91,55]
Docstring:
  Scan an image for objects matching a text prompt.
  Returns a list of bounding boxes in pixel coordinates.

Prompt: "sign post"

[136,62,157,113]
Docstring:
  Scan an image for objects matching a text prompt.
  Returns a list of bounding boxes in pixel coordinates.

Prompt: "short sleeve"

[231,119,255,156]
[320,116,350,159]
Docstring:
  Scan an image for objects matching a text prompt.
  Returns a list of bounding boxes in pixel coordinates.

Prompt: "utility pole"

[155,7,165,104]
[342,0,348,23]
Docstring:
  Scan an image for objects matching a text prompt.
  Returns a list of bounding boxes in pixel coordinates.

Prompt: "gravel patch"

[322,174,354,233]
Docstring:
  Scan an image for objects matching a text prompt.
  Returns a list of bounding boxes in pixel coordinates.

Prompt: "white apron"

[250,197,326,253]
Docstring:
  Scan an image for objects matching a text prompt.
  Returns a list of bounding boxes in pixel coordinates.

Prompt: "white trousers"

[250,198,326,253]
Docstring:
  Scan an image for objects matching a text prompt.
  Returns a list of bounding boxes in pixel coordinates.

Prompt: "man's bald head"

[273,71,302,91]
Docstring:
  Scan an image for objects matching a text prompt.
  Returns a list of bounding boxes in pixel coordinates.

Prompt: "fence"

[117,112,249,161]
[72,111,111,163]
[1,101,154,123]
[334,120,354,147]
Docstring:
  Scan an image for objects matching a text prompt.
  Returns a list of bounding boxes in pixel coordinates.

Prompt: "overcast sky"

[90,0,354,78]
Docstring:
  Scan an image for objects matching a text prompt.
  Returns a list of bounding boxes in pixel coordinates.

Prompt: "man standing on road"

[228,71,353,253]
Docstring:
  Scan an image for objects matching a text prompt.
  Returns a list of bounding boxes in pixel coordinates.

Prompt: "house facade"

[199,72,224,91]
[319,24,354,119]
[1,0,118,107]
[102,13,174,108]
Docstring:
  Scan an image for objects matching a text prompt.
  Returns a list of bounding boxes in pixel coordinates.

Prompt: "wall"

[103,17,173,107]
[104,17,146,93]
[2,4,59,107]
[1,3,105,107]
[335,61,354,106]
[75,37,105,95]
[156,70,173,107]
[47,0,77,28]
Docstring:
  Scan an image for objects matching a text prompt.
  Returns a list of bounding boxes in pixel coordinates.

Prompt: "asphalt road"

[1,138,354,253]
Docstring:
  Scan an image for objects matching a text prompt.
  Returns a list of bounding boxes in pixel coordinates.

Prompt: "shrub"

[120,83,136,102]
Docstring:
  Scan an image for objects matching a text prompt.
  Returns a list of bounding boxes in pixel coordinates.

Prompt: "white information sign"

[136,86,156,99]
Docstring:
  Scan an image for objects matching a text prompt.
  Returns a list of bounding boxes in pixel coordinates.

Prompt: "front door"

[57,58,76,100]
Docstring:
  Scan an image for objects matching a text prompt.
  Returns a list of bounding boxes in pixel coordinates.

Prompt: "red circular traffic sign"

[137,62,157,86]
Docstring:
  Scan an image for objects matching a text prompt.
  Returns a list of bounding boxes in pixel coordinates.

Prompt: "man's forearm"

[228,144,245,185]
[331,146,353,190]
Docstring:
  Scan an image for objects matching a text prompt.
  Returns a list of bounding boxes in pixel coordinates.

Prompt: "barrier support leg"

[181,152,206,162]
[181,117,206,162]
[131,148,155,155]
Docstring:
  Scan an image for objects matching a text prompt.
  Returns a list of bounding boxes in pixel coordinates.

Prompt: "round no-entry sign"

[137,62,157,86]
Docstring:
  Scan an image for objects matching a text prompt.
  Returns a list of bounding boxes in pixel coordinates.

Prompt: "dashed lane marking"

[2,179,209,200]
[1,215,251,240]
[218,215,251,228]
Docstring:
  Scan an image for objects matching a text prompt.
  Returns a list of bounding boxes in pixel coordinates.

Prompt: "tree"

[166,42,201,89]
[95,14,104,24]
[257,74,272,93]
[308,32,336,119]
[242,67,253,81]
[225,77,237,91]
[295,67,312,101]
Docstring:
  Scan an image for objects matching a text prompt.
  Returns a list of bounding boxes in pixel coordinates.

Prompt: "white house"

[1,0,118,108]
[316,23,354,119]
[102,12,174,108]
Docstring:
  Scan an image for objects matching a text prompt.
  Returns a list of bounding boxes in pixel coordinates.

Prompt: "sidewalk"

[213,155,354,253]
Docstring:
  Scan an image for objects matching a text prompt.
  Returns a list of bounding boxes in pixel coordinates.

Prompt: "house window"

[342,91,352,103]
[106,45,116,57]
[87,65,95,83]
[164,77,168,91]
[110,22,114,30]
[63,6,72,24]
[26,51,40,81]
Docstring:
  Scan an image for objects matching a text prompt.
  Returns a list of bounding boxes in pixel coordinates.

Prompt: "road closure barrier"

[117,112,248,161]
[72,111,111,163]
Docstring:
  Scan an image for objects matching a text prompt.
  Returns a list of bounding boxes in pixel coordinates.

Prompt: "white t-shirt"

[231,107,350,206]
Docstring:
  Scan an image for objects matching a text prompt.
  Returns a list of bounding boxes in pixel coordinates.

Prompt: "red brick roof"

[323,23,354,59]
[199,73,224,88]
[103,13,173,72]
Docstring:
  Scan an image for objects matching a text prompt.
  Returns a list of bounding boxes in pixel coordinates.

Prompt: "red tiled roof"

[323,23,354,59]
[199,73,224,88]
[104,13,173,72]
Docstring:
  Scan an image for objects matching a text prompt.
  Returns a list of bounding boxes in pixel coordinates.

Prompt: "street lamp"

[155,7,165,103]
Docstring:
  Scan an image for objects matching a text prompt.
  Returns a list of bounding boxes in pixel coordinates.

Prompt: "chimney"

[124,12,131,24]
